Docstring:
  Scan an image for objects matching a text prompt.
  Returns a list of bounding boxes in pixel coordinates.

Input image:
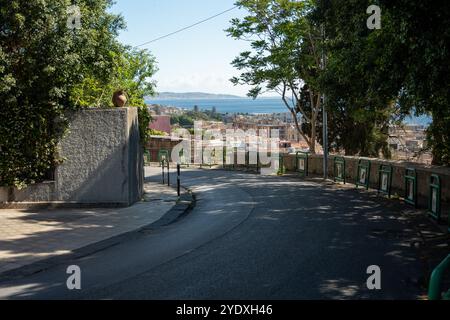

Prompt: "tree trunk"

[309,117,317,154]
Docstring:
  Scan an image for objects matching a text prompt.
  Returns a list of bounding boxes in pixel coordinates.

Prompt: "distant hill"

[150,92,243,100]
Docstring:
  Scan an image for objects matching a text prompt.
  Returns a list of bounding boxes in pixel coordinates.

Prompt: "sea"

[146,97,432,126]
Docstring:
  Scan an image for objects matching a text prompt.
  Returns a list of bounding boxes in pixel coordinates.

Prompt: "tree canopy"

[227,0,325,154]
[0,0,157,187]
[229,0,450,164]
[315,0,450,163]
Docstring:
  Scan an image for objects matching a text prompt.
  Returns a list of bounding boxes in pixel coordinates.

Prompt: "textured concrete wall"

[284,153,450,208]
[0,108,143,207]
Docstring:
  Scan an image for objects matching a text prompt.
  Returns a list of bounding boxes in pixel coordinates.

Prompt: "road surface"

[0,168,424,299]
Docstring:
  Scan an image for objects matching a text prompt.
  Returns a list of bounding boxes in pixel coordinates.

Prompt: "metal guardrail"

[378,164,393,198]
[356,159,371,190]
[428,254,450,300]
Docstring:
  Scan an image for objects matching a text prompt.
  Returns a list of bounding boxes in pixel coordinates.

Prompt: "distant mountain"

[150,92,243,100]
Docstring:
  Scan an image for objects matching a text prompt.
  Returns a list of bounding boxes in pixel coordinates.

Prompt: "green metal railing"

[158,149,170,166]
[356,159,371,190]
[428,254,450,300]
[246,151,259,172]
[377,164,393,198]
[404,168,417,207]
[334,157,346,184]
[178,149,189,167]
[428,174,441,221]
[202,149,219,168]
[278,154,286,175]
[160,158,170,185]
[144,150,152,166]
[222,147,235,170]
[296,152,309,177]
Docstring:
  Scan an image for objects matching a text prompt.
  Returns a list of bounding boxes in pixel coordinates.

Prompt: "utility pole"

[322,25,329,180]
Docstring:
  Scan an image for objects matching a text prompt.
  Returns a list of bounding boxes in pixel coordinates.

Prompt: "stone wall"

[283,153,450,208]
[0,108,143,207]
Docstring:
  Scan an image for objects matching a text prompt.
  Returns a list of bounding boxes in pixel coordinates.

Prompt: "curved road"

[0,168,423,299]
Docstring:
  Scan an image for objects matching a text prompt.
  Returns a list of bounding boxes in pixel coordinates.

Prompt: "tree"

[71,46,158,146]
[316,0,450,164]
[227,0,325,153]
[71,47,157,108]
[0,0,157,187]
[308,0,402,158]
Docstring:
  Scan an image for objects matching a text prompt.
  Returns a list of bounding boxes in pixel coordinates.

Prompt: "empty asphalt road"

[0,168,424,299]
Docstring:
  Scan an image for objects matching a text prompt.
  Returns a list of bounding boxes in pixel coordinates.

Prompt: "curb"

[0,187,196,282]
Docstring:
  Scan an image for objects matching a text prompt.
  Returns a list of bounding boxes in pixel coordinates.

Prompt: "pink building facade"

[149,115,171,134]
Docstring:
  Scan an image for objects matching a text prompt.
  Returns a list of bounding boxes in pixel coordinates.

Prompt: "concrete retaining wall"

[0,108,144,207]
[283,153,450,208]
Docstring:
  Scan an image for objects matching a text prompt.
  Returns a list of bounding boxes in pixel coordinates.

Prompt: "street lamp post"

[322,25,328,180]
[323,95,328,180]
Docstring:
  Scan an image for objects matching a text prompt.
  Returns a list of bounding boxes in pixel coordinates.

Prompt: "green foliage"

[72,46,158,147]
[137,105,153,146]
[148,129,167,137]
[316,0,450,164]
[0,0,157,187]
[171,109,223,127]
[309,0,399,157]
[171,115,195,127]
[72,48,157,108]
[227,0,324,153]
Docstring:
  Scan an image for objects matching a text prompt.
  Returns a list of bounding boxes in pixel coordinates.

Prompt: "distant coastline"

[151,92,243,100]
[146,93,432,126]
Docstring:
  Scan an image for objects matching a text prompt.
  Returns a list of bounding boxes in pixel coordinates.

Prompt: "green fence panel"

[245,151,259,172]
[257,152,261,174]
[158,149,170,166]
[356,159,371,190]
[202,149,218,168]
[378,164,393,198]
[296,152,309,177]
[428,254,450,300]
[404,168,417,207]
[223,147,235,171]
[144,150,152,166]
[178,149,189,167]
[278,154,285,175]
[245,151,249,170]
[428,174,441,221]
[223,147,228,170]
[448,210,450,234]
[334,157,346,184]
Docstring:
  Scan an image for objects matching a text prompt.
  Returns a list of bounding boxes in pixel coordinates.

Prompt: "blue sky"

[110,0,252,96]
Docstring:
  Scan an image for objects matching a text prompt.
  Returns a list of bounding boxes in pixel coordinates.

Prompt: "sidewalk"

[0,182,181,276]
